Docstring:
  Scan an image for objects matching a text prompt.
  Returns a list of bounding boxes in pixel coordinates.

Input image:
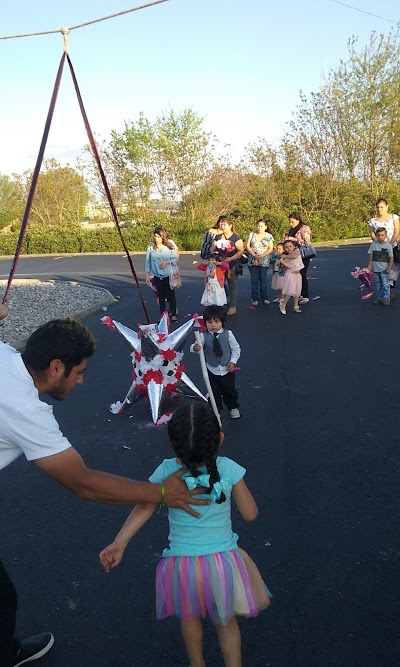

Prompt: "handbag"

[393,245,400,265]
[300,243,317,259]
[169,263,182,289]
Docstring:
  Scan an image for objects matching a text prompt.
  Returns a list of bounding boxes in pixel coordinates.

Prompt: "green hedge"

[0,218,369,256]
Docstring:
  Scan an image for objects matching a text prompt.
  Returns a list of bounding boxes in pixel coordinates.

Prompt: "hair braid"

[167,402,225,501]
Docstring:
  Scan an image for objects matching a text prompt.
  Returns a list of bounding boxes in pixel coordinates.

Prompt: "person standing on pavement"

[145,227,179,321]
[367,227,394,305]
[0,316,208,667]
[246,218,274,306]
[286,212,313,305]
[212,218,244,316]
[190,305,241,419]
[368,198,399,300]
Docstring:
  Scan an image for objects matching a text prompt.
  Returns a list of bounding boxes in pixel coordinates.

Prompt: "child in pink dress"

[270,242,285,302]
[279,239,304,314]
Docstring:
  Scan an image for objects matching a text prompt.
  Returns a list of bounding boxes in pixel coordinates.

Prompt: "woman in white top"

[368,198,400,298]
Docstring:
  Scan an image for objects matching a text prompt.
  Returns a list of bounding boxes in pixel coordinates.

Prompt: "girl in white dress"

[198,253,230,306]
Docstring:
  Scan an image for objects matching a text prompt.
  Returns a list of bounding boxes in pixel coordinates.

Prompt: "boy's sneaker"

[263,300,270,304]
[251,300,259,306]
[13,633,54,666]
[382,300,391,306]
[230,408,240,419]
[272,298,280,303]
[279,302,286,315]
[299,298,309,305]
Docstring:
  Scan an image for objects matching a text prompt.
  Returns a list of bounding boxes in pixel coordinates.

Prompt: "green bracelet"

[157,482,165,513]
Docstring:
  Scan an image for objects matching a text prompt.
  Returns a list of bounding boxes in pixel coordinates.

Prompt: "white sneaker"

[272,298,280,303]
[230,408,241,419]
[279,302,286,315]
[299,298,309,305]
[251,300,259,306]
[263,300,270,304]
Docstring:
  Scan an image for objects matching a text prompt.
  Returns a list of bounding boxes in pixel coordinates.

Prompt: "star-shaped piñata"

[101,313,206,423]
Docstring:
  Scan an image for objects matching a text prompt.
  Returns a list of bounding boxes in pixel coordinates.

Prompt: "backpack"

[200,230,214,260]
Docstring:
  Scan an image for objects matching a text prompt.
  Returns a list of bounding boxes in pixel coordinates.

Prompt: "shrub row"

[0,217,369,256]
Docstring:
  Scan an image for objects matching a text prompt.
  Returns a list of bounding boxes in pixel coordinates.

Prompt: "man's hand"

[194,342,202,352]
[163,469,210,518]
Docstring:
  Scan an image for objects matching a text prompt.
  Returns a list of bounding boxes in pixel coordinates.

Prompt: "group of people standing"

[199,212,314,315]
[144,214,314,320]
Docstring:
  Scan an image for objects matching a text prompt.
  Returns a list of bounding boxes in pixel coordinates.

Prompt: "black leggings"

[0,556,19,666]
[300,257,311,299]
[153,276,177,316]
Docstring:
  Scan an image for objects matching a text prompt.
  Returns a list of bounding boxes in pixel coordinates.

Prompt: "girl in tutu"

[197,252,230,306]
[99,402,270,667]
[270,242,285,302]
[279,239,304,314]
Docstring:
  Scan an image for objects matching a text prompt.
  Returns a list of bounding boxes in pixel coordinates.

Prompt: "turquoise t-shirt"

[149,456,246,557]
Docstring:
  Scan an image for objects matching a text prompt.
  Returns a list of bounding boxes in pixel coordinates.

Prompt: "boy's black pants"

[207,370,239,411]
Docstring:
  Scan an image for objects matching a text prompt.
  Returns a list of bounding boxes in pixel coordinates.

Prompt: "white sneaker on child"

[272,298,280,303]
[230,408,240,419]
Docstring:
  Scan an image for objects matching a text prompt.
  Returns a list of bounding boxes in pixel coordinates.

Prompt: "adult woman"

[368,198,399,298]
[200,215,226,260]
[145,226,179,321]
[212,217,244,315]
[246,218,274,305]
[286,212,313,305]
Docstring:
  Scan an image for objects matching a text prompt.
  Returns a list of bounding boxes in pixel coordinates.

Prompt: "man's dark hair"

[202,305,227,327]
[22,318,96,376]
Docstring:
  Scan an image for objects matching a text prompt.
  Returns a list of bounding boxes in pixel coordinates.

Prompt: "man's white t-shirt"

[0,342,71,470]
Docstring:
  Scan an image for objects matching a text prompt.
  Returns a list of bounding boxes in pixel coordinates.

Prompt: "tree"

[29,159,89,226]
[0,174,25,228]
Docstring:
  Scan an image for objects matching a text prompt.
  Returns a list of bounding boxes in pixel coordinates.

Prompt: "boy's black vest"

[203,329,230,367]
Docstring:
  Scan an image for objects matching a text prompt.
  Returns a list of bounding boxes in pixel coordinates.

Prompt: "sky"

[0,0,398,176]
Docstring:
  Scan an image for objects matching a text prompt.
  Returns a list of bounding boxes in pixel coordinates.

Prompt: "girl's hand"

[194,342,203,352]
[159,261,169,270]
[99,542,125,573]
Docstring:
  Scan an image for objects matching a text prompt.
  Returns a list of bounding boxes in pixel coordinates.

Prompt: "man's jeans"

[373,270,390,301]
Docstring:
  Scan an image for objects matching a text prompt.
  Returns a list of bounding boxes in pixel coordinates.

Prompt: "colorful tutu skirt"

[155,548,270,625]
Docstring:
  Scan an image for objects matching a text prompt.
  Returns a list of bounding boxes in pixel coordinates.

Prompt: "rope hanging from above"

[2,46,151,324]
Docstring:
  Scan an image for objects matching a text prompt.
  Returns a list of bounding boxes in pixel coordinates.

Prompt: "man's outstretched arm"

[35,447,209,517]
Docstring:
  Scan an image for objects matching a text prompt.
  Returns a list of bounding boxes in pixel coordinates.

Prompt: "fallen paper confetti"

[110,401,124,414]
[312,296,320,300]
[156,412,173,425]
[251,385,263,389]
[234,366,241,371]
[122,445,131,450]
[247,306,257,311]
[192,261,198,264]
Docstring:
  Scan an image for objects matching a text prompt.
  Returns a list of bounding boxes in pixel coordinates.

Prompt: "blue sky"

[0,0,397,175]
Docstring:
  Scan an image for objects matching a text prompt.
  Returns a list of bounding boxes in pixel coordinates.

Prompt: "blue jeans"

[373,271,390,301]
[249,265,268,302]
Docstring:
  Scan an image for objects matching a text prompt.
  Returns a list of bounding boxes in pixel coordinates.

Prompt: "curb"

[8,284,115,351]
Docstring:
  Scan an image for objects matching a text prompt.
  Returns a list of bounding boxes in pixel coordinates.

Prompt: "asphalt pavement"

[1,247,399,666]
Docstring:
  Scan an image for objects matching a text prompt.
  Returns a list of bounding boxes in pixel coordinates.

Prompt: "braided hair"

[167,402,226,503]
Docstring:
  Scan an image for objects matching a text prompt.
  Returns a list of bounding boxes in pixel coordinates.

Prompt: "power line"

[0,0,170,40]
[329,0,398,25]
